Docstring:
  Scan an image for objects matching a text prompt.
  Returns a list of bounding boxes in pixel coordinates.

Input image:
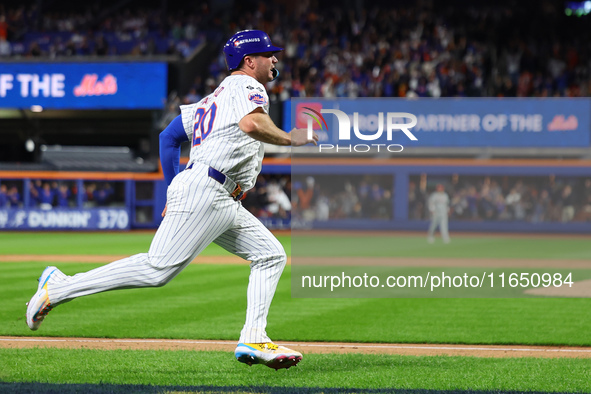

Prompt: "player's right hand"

[161,204,168,217]
[290,128,319,146]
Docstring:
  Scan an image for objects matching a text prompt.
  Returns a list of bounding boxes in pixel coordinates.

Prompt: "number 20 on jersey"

[192,103,217,147]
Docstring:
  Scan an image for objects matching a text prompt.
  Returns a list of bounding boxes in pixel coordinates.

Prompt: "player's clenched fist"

[290,128,319,146]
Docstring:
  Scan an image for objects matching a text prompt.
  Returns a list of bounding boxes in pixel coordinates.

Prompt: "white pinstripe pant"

[47,162,286,343]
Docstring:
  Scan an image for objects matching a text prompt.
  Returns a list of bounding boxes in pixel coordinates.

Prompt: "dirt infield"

[1,336,590,359]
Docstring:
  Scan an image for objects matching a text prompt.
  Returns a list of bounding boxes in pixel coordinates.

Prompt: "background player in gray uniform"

[427,183,451,244]
[26,30,318,371]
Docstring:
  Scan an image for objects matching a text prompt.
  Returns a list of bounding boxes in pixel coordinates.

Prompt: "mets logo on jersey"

[248,92,267,106]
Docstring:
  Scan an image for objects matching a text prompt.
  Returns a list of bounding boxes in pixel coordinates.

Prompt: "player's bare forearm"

[240,111,290,145]
[240,110,318,146]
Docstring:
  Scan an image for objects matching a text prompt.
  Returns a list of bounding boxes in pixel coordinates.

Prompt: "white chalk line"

[2,337,590,354]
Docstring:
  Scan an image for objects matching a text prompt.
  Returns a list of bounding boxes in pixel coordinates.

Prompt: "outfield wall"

[292,158,591,234]
[2,158,591,233]
[0,159,290,231]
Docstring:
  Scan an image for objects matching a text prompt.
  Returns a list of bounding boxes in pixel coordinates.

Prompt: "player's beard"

[258,67,274,83]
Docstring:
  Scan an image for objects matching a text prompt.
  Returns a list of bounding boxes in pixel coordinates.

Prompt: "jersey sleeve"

[179,103,200,141]
[159,115,188,186]
[232,79,270,122]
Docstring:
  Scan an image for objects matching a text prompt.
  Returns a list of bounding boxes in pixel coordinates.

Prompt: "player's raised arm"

[239,107,318,147]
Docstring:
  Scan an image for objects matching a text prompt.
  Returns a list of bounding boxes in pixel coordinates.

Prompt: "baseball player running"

[427,183,451,244]
[26,30,318,371]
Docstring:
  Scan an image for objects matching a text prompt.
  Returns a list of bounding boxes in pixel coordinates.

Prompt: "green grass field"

[3,231,590,259]
[2,261,590,344]
[1,348,590,392]
[293,233,591,260]
[1,231,590,393]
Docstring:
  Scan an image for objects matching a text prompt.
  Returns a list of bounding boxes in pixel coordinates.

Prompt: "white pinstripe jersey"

[180,75,270,191]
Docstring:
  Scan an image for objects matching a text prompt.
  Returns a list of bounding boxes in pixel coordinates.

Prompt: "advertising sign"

[0,62,167,109]
[0,208,130,230]
[290,98,591,148]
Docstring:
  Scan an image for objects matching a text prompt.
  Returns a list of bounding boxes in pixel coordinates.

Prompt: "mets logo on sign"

[74,74,118,97]
[547,115,578,131]
[248,92,267,106]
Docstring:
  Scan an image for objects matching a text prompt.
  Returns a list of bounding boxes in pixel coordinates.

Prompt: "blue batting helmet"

[223,30,283,71]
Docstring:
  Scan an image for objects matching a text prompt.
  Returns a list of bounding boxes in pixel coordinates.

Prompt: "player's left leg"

[213,206,301,369]
[440,215,450,243]
[427,215,437,243]
[214,206,286,343]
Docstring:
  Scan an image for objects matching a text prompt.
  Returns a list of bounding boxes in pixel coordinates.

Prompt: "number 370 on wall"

[192,103,218,147]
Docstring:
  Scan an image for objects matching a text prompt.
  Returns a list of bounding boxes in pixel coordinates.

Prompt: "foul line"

[2,337,590,358]
[285,342,591,354]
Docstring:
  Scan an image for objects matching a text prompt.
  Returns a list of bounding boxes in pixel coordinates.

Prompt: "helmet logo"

[234,38,261,46]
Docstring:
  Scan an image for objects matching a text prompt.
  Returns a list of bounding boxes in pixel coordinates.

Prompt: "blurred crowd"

[5,174,591,224]
[242,174,292,220]
[215,173,394,222]
[3,1,589,100]
[206,0,591,100]
[81,182,118,208]
[0,183,21,208]
[409,175,591,223]
[291,175,393,221]
[0,3,207,57]
[0,180,120,209]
